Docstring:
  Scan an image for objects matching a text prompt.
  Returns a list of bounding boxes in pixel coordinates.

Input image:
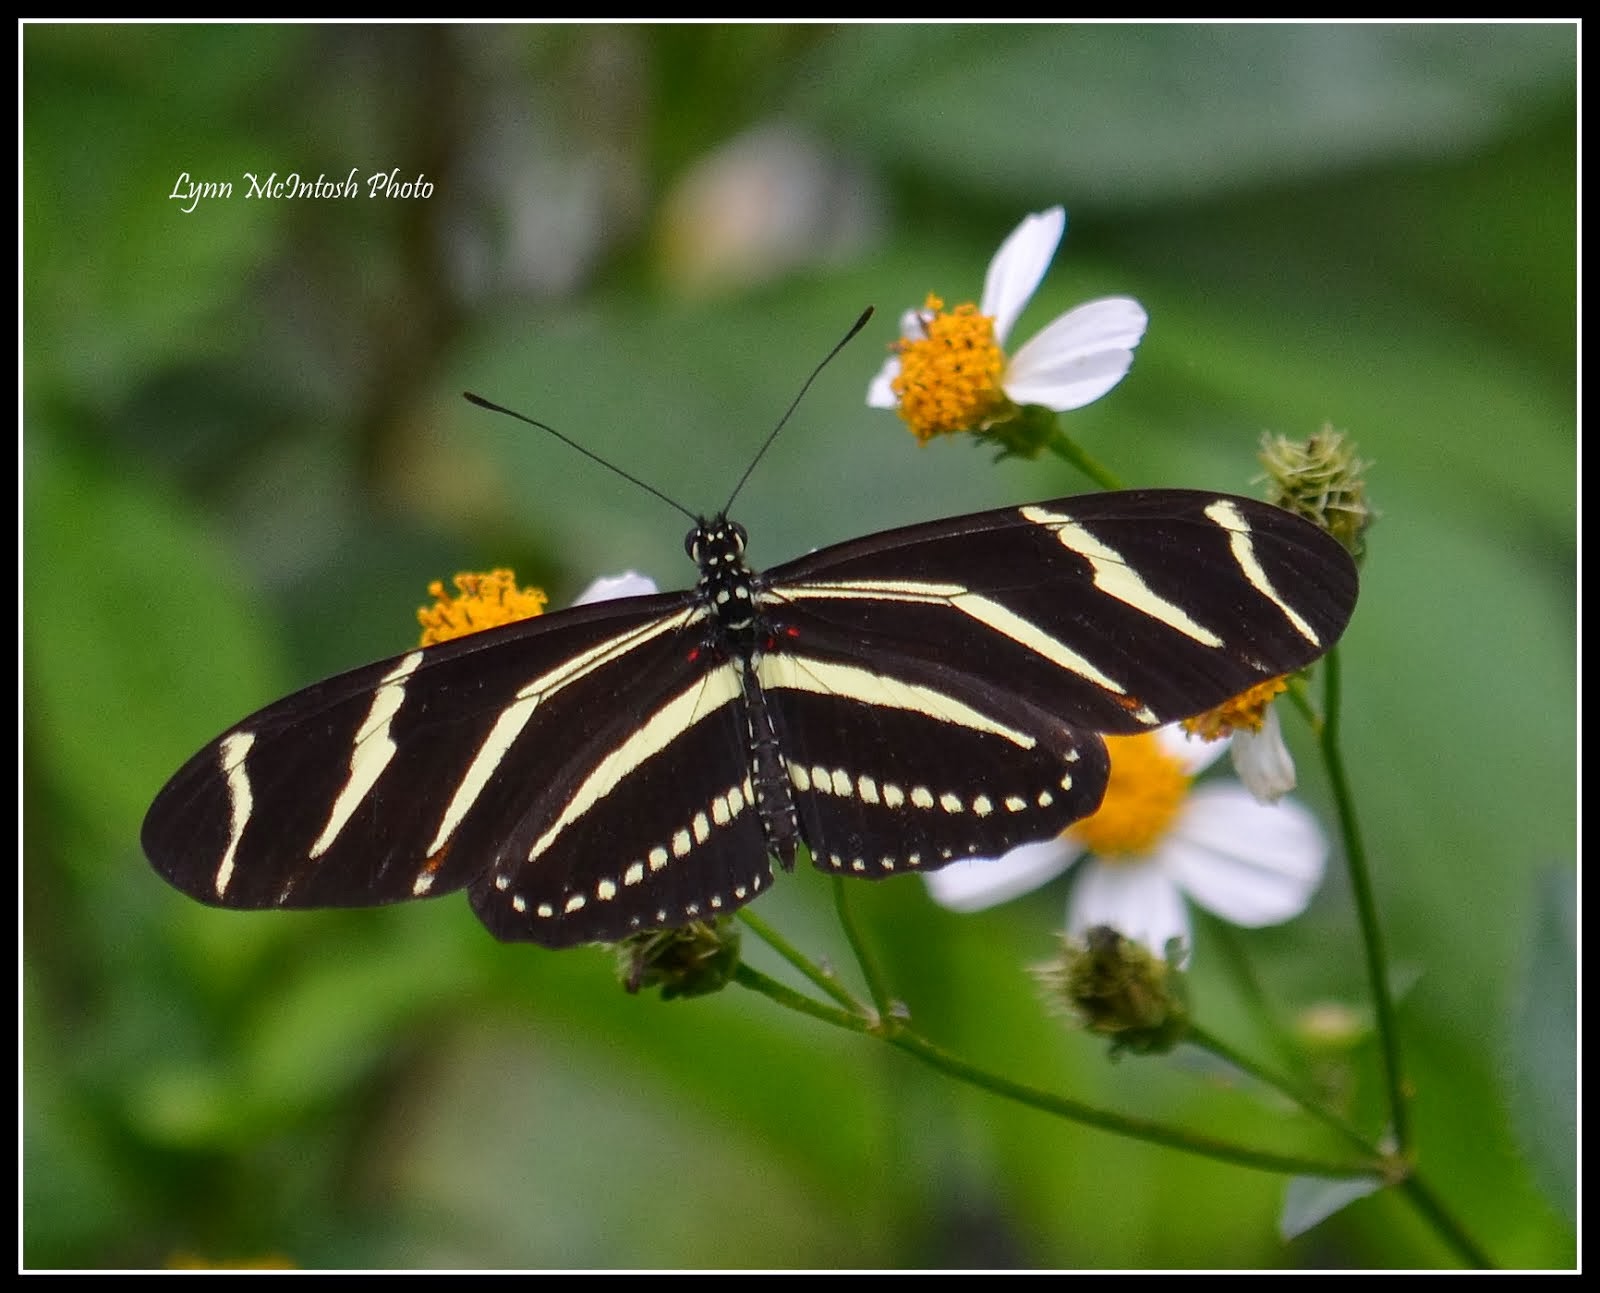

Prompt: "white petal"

[980,207,1066,346]
[1003,296,1149,410]
[571,571,658,606]
[1066,858,1191,959]
[1163,786,1327,927]
[866,356,901,408]
[1230,708,1297,803]
[923,836,1080,913]
[1157,723,1229,776]
[894,304,928,340]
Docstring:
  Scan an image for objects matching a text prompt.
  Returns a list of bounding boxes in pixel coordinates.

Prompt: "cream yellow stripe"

[1020,505,1224,647]
[423,609,700,869]
[757,653,1038,747]
[523,665,744,864]
[775,578,1147,715]
[213,730,256,898]
[1204,499,1322,645]
[310,651,425,859]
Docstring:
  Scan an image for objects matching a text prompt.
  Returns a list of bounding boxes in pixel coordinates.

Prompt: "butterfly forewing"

[144,589,704,914]
[760,489,1356,735]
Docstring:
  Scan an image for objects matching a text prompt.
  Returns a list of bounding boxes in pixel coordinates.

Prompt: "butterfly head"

[686,516,748,568]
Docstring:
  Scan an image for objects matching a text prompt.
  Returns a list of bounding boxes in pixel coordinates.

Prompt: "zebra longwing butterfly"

[142,485,1358,948]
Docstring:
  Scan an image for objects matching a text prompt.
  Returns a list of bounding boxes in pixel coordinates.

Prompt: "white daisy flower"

[867,206,1148,441]
[572,571,659,605]
[924,725,1327,964]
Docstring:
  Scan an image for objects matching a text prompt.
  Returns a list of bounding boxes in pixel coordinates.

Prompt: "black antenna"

[461,392,698,523]
[463,305,874,523]
[719,306,874,518]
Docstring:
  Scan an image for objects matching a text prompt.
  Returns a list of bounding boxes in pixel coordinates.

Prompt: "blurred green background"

[23,22,1575,1271]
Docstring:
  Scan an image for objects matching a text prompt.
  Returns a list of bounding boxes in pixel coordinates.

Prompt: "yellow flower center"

[1072,733,1191,860]
[890,294,1009,441]
[417,569,548,646]
[1182,676,1288,741]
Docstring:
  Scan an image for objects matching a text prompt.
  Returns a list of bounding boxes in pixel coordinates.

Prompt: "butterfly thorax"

[688,516,761,648]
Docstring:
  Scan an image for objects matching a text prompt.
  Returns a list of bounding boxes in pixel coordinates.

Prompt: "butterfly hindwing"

[755,638,1110,879]
[467,659,776,948]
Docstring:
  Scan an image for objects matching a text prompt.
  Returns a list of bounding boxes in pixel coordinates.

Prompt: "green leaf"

[24,430,281,855]
[1502,864,1577,1222]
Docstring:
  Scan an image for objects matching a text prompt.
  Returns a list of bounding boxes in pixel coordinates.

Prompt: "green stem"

[1043,429,1125,491]
[735,907,865,1015]
[1318,650,1410,1154]
[1397,1175,1496,1269]
[831,876,895,1023]
[1283,674,1319,727]
[731,960,1374,1180]
[1188,1026,1492,1267]
[884,1026,1375,1180]
[1205,918,1308,1083]
[731,962,872,1032]
[1186,1022,1373,1159]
